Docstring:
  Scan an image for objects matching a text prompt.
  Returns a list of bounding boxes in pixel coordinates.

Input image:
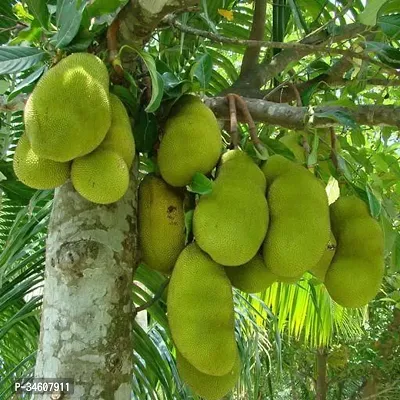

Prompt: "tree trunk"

[316,348,328,400]
[361,377,378,399]
[33,174,137,400]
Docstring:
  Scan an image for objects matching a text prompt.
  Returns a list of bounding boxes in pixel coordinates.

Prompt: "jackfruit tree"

[0,1,400,400]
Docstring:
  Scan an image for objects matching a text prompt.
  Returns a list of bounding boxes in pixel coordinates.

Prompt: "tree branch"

[239,0,267,78]
[206,97,400,129]
[118,0,199,44]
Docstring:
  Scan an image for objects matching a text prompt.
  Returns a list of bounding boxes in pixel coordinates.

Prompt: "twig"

[134,277,170,315]
[107,17,124,77]
[227,94,239,148]
[330,127,339,170]
[229,94,267,158]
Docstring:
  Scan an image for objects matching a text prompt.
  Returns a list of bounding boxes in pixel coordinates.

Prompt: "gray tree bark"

[33,175,137,400]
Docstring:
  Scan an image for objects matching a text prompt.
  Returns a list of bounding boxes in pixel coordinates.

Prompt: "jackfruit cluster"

[134,97,385,398]
[14,53,136,204]
[325,196,384,308]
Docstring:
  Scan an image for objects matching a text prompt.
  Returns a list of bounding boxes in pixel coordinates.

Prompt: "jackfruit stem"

[227,94,239,149]
[107,18,124,77]
[133,276,170,315]
[330,127,339,170]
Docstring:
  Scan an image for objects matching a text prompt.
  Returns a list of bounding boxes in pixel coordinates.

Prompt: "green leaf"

[187,173,213,195]
[377,14,400,39]
[120,45,164,113]
[0,80,10,94]
[366,41,400,68]
[0,46,46,75]
[315,110,358,130]
[366,185,381,218]
[26,0,50,28]
[391,234,400,272]
[87,0,126,18]
[184,210,194,244]
[351,129,366,147]
[359,0,389,26]
[8,66,46,100]
[307,133,319,167]
[190,53,213,89]
[51,0,88,48]
[134,110,158,153]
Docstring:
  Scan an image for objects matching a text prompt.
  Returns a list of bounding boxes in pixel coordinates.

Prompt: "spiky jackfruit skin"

[217,150,266,193]
[13,134,70,189]
[194,151,269,266]
[309,232,337,282]
[177,350,240,400]
[325,196,384,308]
[138,175,185,273]
[71,149,128,204]
[158,97,222,187]
[225,254,276,293]
[25,53,111,162]
[168,244,236,376]
[262,155,330,278]
[98,94,135,169]
[279,132,307,163]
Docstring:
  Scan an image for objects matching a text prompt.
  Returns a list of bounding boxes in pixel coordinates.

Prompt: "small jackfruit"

[325,196,384,308]
[279,132,307,163]
[168,243,236,376]
[158,96,222,187]
[309,232,336,282]
[25,53,111,162]
[138,175,185,273]
[71,149,129,204]
[194,150,269,266]
[217,149,266,193]
[13,134,70,189]
[98,93,135,169]
[262,155,330,278]
[225,254,276,293]
[177,350,240,400]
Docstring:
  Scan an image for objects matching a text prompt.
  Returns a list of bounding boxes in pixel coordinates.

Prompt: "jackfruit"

[98,93,135,169]
[138,175,185,273]
[25,53,111,162]
[279,132,307,163]
[13,134,70,189]
[168,243,236,376]
[71,149,129,204]
[309,232,336,282]
[177,350,240,400]
[325,196,384,308]
[194,150,269,266]
[262,155,330,278]
[225,254,276,293]
[158,96,222,187]
[217,149,266,193]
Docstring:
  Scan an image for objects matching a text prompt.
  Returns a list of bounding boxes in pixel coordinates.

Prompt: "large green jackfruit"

[158,96,222,187]
[262,155,330,278]
[98,93,135,169]
[325,196,384,308]
[138,175,185,273]
[25,53,111,162]
[177,350,240,400]
[71,149,129,204]
[194,150,269,266]
[225,254,276,293]
[13,134,70,189]
[309,232,337,282]
[168,243,236,376]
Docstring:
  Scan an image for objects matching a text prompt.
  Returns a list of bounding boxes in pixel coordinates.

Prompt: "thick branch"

[236,23,367,91]
[206,97,400,129]
[239,0,267,78]
[118,0,199,44]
